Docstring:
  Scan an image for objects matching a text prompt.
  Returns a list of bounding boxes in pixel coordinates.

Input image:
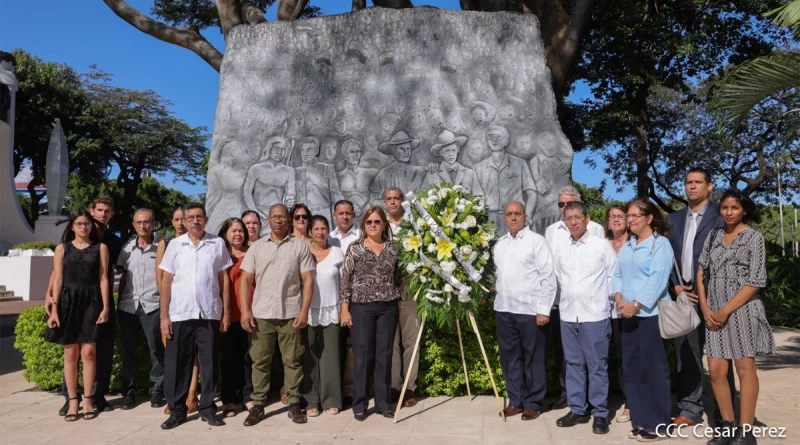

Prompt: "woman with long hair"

[612,199,673,442]
[218,217,255,417]
[302,215,344,416]
[45,211,110,421]
[339,206,400,421]
[155,206,199,414]
[290,203,312,244]
[603,204,631,423]
[698,190,773,445]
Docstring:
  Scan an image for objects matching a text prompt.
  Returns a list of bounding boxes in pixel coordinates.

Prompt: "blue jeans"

[561,319,611,418]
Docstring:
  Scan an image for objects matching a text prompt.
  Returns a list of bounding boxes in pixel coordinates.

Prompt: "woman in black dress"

[45,211,110,421]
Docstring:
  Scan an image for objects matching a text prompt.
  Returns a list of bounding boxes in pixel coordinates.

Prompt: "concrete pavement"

[0,327,797,445]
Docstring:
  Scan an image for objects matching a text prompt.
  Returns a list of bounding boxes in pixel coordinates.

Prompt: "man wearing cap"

[369,131,431,205]
[423,129,484,196]
[295,136,344,225]
[473,125,538,235]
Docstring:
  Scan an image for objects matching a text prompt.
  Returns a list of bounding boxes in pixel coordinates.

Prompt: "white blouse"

[310,246,344,326]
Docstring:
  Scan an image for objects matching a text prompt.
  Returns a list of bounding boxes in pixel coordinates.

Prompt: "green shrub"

[12,240,57,251]
[14,298,153,393]
[763,256,800,329]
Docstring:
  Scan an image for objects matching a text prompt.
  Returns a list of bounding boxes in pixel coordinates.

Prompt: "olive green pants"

[250,318,304,406]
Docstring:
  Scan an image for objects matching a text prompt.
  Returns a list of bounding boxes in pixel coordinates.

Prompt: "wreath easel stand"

[392,311,506,423]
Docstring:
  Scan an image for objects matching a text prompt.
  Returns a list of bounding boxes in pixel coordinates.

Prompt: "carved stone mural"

[206,8,574,235]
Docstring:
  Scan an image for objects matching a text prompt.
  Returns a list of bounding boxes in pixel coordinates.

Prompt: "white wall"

[0,256,52,300]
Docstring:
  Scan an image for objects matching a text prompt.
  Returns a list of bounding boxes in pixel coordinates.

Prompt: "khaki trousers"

[250,318,304,406]
[391,300,421,391]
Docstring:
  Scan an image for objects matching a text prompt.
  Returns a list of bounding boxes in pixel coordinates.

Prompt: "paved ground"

[0,327,797,445]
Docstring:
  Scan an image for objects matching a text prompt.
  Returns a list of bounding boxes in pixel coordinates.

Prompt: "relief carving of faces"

[472,107,488,124]
[301,141,320,163]
[499,104,516,121]
[290,111,305,130]
[335,116,348,134]
[516,134,534,155]
[323,106,337,124]
[537,131,559,156]
[324,139,338,161]
[309,111,323,127]
[351,114,366,131]
[487,127,510,151]
[394,142,413,163]
[428,109,445,130]
[440,144,460,164]
[268,140,287,163]
[271,109,287,128]
[343,139,362,165]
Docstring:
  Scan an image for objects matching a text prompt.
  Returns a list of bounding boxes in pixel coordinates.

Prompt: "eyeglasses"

[364,220,383,226]
[133,221,152,226]
[293,214,309,221]
[626,213,645,220]
[270,215,288,221]
[557,202,569,208]
[74,222,92,228]
[608,215,626,221]
[565,216,585,223]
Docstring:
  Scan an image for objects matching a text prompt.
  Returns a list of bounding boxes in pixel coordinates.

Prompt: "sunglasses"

[557,202,569,208]
[365,220,383,226]
[293,214,309,221]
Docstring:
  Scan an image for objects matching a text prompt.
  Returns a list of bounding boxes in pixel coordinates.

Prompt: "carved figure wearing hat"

[473,125,538,235]
[369,131,436,205]
[243,135,296,232]
[422,129,484,196]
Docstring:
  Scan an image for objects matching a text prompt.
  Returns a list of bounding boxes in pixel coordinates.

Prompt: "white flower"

[465,215,477,228]
[458,293,471,303]
[482,251,490,260]
[425,293,444,304]
[440,261,457,274]
[420,275,428,283]
[444,284,453,293]
[460,245,473,256]
[437,188,452,199]
[453,184,465,192]
[416,217,427,228]
[426,196,438,207]
[427,243,437,253]
[406,263,419,274]
[469,251,478,262]
[457,204,466,212]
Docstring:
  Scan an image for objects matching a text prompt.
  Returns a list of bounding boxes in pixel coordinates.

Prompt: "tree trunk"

[216,0,243,39]
[372,0,415,8]
[632,82,651,199]
[477,0,522,12]
[352,0,366,12]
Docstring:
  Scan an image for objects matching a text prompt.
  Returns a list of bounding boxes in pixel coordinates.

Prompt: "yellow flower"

[477,228,491,248]
[439,208,456,228]
[436,237,455,261]
[403,234,422,251]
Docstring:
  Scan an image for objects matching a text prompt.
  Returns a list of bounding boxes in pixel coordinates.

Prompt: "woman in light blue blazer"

[613,199,674,443]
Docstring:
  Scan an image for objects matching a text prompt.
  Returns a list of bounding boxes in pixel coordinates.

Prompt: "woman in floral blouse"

[339,206,401,421]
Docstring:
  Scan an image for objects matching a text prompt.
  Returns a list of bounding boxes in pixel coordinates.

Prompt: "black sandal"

[64,397,79,422]
[82,396,98,420]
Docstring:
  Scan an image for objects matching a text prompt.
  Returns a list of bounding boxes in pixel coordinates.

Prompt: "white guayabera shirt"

[553,231,617,323]
[329,226,362,255]
[492,226,557,316]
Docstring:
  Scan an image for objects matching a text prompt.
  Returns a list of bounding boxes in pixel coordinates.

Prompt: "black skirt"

[45,284,102,345]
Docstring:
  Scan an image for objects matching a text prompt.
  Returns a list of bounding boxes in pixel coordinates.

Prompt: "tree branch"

[290,0,311,20]
[352,0,366,11]
[241,1,267,25]
[372,0,415,8]
[216,0,243,39]
[103,0,224,72]
[648,182,678,213]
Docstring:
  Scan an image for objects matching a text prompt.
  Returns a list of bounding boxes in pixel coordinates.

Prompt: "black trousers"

[60,299,115,401]
[611,318,626,401]
[496,311,548,411]
[548,307,567,393]
[220,322,253,405]
[119,307,165,395]
[164,319,219,418]
[350,301,399,415]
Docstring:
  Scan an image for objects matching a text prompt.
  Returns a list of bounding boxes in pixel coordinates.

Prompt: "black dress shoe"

[95,397,114,412]
[150,393,166,408]
[354,412,367,421]
[730,426,757,445]
[592,417,610,434]
[383,410,395,419]
[550,393,568,410]
[556,411,591,427]
[708,420,735,445]
[288,405,307,424]
[201,413,226,426]
[121,389,136,410]
[243,406,265,426]
[160,415,186,430]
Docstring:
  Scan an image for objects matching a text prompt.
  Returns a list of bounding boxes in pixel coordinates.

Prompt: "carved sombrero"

[378,131,421,155]
[430,129,468,157]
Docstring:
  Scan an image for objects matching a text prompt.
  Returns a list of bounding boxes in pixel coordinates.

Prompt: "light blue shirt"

[612,234,674,317]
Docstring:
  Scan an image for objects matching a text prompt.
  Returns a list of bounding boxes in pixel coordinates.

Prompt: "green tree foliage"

[16,193,32,225]
[576,0,789,208]
[753,206,800,254]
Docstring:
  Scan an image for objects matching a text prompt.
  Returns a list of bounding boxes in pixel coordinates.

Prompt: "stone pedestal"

[0,256,53,301]
[33,215,65,245]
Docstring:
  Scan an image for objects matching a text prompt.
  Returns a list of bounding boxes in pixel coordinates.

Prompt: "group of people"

[42,167,773,445]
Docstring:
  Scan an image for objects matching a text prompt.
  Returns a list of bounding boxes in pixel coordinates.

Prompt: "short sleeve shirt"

[241,235,316,320]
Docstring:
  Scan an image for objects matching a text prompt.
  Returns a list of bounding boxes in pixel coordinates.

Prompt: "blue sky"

[2,0,629,200]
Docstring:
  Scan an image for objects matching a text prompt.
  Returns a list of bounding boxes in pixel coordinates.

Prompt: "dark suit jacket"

[667,202,724,287]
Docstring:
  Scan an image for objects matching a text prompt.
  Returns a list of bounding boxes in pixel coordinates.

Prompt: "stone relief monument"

[206,8,574,235]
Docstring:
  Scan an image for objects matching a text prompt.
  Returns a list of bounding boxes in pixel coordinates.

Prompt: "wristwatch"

[632,300,642,312]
